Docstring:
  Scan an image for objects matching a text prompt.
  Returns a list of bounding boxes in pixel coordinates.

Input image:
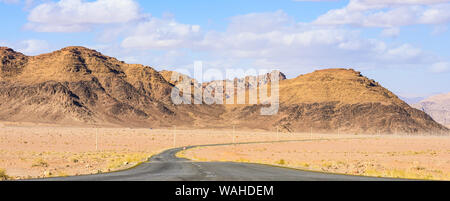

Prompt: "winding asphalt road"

[36,139,398,181]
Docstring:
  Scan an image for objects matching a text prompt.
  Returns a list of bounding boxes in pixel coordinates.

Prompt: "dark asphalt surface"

[35,140,399,181]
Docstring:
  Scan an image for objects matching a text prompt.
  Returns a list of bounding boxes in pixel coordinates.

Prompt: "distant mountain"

[0,46,448,134]
[413,93,450,128]
[399,96,425,105]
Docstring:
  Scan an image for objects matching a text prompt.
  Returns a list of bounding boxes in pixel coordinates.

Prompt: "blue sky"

[0,0,449,99]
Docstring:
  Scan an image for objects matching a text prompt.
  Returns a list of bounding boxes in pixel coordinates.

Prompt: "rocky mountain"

[413,93,450,128]
[160,70,286,104]
[0,46,448,134]
[0,46,222,127]
[223,69,448,134]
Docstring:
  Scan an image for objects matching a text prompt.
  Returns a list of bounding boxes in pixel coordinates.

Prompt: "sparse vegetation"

[32,158,49,167]
[1,127,449,180]
[236,158,250,163]
[180,137,450,181]
[56,171,68,177]
[299,162,310,168]
[0,168,9,180]
[70,157,79,163]
[176,150,187,159]
[107,153,150,170]
[363,168,435,180]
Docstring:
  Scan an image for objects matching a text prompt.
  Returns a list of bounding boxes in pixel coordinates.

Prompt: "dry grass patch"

[0,168,9,180]
[32,158,49,167]
[181,136,450,180]
[106,153,151,170]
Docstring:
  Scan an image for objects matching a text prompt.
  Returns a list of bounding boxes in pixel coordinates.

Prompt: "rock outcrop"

[0,46,448,134]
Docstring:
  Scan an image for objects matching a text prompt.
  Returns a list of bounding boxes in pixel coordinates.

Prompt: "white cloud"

[381,27,400,37]
[430,62,450,72]
[121,17,201,49]
[419,4,450,24]
[384,44,422,61]
[293,0,339,1]
[314,0,450,28]
[0,0,20,3]
[350,0,450,7]
[25,0,143,32]
[116,10,436,76]
[0,0,41,10]
[227,10,293,33]
[432,25,448,34]
[0,41,9,47]
[198,11,430,70]
[22,2,440,77]
[16,39,49,55]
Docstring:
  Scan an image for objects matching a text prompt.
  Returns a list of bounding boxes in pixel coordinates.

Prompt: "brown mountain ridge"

[233,69,448,134]
[0,46,222,127]
[0,46,448,134]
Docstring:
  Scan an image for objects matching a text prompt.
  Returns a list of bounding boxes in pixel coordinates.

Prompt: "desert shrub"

[300,162,310,168]
[57,171,68,177]
[364,168,435,180]
[0,168,9,180]
[32,158,49,167]
[107,153,149,170]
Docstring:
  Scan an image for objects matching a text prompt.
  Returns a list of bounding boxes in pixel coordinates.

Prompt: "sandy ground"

[2,121,449,180]
[179,136,450,180]
[0,122,337,180]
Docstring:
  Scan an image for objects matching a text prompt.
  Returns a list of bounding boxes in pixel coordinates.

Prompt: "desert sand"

[0,122,341,180]
[1,121,449,180]
[179,135,450,180]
